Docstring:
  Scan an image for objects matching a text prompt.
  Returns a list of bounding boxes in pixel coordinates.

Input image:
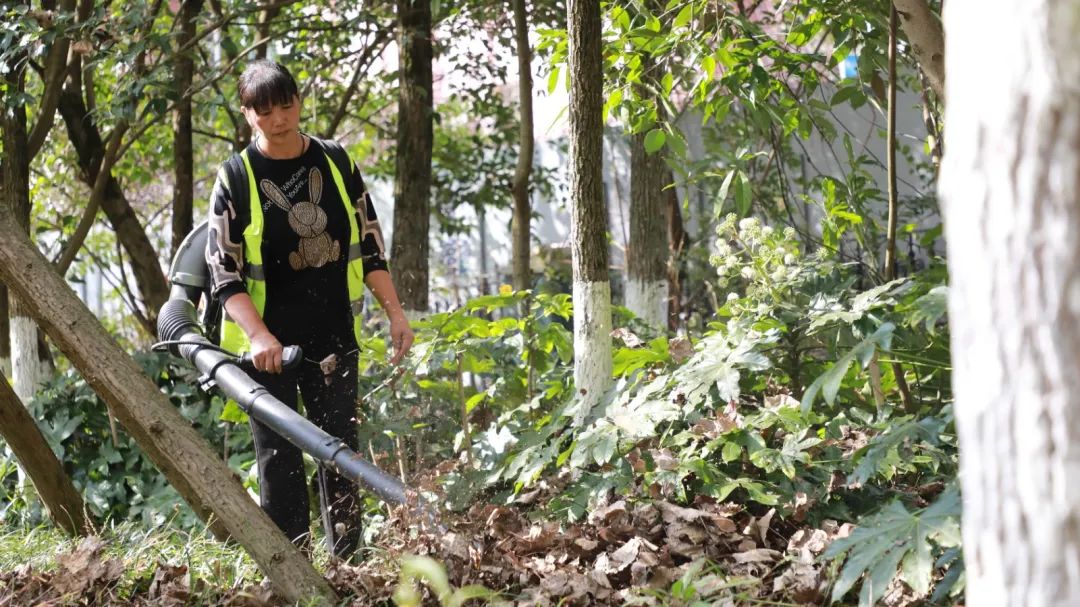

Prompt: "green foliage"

[0,352,253,529]
[625,558,763,606]
[823,485,962,606]
[392,555,497,607]
[357,289,575,509]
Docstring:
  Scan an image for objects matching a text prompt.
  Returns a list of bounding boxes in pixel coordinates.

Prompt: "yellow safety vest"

[219,148,366,354]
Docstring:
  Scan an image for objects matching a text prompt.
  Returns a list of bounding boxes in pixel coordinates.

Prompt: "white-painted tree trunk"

[941,1,1080,604]
[10,314,44,403]
[567,0,612,425]
[573,280,612,422]
[8,311,45,491]
[625,278,667,330]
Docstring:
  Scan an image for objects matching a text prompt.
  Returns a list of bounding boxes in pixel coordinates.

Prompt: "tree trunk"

[58,87,168,327]
[893,0,944,99]
[510,0,535,292]
[567,0,612,423]
[941,0,1080,603]
[627,129,668,328]
[664,168,687,333]
[0,213,336,604]
[9,299,52,403]
[26,0,75,159]
[0,283,9,375]
[391,0,434,313]
[0,370,88,536]
[171,0,203,258]
[2,57,51,402]
[478,205,490,295]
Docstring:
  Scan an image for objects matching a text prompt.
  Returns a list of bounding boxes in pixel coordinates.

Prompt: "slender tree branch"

[56,0,162,274]
[117,30,294,161]
[321,27,392,140]
[510,0,535,291]
[111,234,152,335]
[173,0,301,59]
[54,120,128,275]
[193,127,237,144]
[27,0,76,158]
[885,4,915,412]
[884,7,900,281]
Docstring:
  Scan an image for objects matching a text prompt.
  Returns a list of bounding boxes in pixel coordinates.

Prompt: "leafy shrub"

[1,352,254,529]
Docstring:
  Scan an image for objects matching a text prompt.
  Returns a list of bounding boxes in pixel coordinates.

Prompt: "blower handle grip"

[238,345,303,372]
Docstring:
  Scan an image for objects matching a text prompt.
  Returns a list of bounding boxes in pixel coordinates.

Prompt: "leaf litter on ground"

[0,419,948,607]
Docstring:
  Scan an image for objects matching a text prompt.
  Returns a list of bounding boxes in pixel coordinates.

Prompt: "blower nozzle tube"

[156,299,413,507]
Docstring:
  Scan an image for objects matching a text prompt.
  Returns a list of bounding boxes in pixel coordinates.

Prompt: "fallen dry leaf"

[611,327,645,348]
[789,491,812,522]
[668,337,694,363]
[319,353,338,385]
[657,501,737,533]
[763,394,800,410]
[732,548,782,563]
[755,507,776,545]
[589,500,628,525]
[772,559,825,604]
[605,537,657,574]
[651,449,679,471]
[787,529,830,555]
[52,536,123,597]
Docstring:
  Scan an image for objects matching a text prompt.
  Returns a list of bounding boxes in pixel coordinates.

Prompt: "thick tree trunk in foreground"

[0,215,335,604]
[941,1,1080,604]
[567,0,612,422]
[627,129,668,328]
[391,0,434,313]
[510,0,535,292]
[0,371,88,536]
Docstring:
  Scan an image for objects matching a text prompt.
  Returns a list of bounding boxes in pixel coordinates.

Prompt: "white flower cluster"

[710,214,803,314]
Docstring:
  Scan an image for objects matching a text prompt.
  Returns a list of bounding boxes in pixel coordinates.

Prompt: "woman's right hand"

[250,330,284,374]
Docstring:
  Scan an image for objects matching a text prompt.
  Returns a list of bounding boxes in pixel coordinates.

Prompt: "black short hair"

[238,60,299,112]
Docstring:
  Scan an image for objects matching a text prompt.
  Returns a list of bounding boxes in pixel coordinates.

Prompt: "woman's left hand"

[388,315,414,365]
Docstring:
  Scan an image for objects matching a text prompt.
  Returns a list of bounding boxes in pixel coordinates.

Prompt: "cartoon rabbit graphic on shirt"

[260,168,340,271]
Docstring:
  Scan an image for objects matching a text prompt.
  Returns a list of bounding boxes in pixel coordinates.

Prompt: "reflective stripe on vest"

[219,148,366,354]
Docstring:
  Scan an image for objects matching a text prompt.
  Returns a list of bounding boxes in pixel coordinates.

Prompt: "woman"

[205,60,413,558]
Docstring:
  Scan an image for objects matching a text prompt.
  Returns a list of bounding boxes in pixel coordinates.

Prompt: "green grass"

[0,518,267,602]
[0,523,80,571]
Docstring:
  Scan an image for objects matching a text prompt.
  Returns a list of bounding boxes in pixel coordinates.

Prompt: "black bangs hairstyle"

[238,60,299,112]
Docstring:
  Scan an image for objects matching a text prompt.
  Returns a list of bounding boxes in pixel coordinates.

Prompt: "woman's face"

[242,95,301,144]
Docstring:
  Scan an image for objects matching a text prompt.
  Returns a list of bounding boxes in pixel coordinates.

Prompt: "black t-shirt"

[205,137,389,357]
[249,141,351,352]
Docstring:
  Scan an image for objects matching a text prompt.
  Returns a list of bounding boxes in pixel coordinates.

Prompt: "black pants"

[248,349,361,558]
